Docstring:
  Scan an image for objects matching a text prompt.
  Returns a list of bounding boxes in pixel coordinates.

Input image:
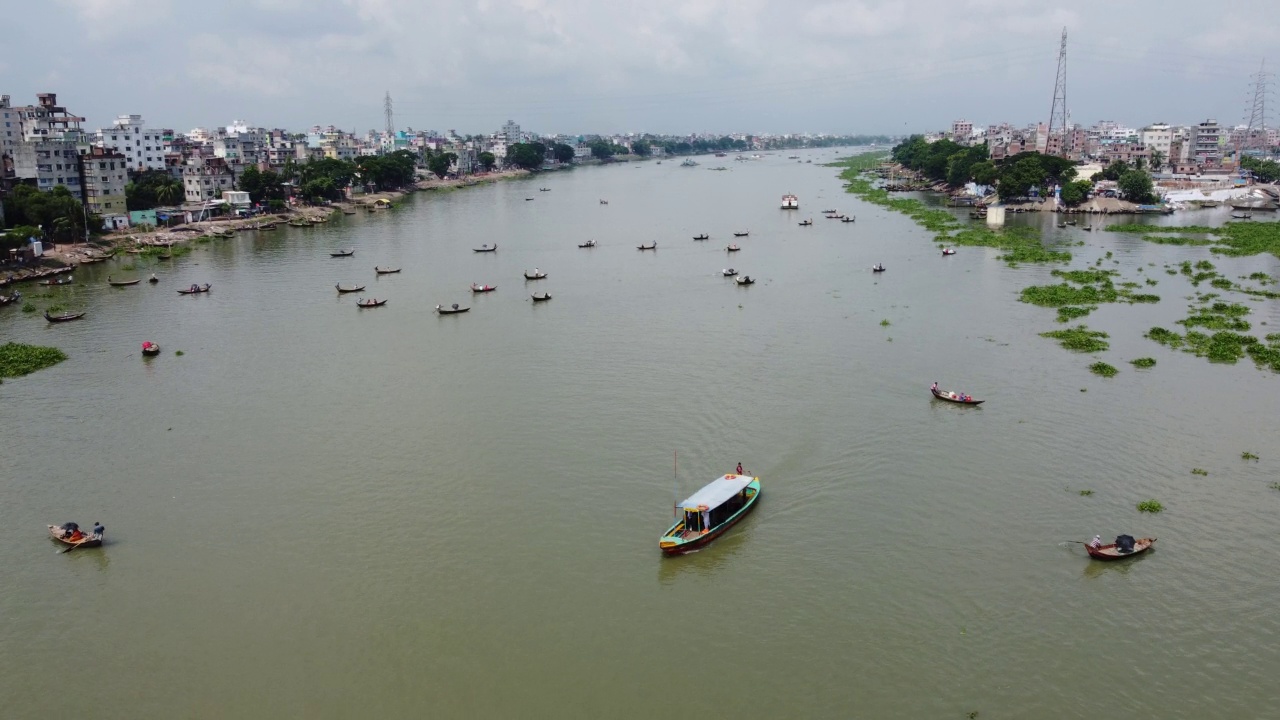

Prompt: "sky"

[2,0,1277,137]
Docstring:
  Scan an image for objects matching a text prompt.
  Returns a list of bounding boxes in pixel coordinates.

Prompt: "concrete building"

[1189,119,1222,164]
[1139,123,1172,162]
[183,157,236,203]
[502,120,521,145]
[80,146,129,222]
[1,95,18,178]
[97,115,166,171]
[951,120,973,143]
[7,93,86,195]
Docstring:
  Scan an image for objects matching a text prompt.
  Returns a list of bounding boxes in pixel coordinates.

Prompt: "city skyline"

[6,0,1276,136]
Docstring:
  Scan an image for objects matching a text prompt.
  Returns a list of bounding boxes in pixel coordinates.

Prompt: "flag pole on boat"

[673,450,679,518]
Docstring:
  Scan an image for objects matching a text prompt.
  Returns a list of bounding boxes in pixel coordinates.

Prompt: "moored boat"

[1085,535,1156,561]
[38,277,74,286]
[336,283,366,293]
[660,474,761,554]
[930,385,983,405]
[0,291,20,306]
[107,276,141,286]
[375,266,401,274]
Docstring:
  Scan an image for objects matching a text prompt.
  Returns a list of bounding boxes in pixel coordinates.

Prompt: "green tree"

[971,161,998,186]
[1241,155,1280,183]
[1095,160,1130,182]
[1118,170,1158,204]
[155,181,183,206]
[588,140,615,160]
[1149,150,1166,173]
[427,152,457,179]
[506,142,547,171]
[1060,179,1093,207]
[552,143,576,164]
[997,156,1046,200]
[125,170,184,211]
[478,151,496,172]
[632,140,651,157]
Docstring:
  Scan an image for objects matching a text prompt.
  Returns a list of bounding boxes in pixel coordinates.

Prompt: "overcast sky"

[3,0,1276,137]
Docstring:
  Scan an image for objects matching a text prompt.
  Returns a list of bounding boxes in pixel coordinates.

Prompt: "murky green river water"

[2,149,1278,718]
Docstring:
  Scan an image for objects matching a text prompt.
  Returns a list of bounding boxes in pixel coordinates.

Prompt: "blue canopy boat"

[660,474,761,554]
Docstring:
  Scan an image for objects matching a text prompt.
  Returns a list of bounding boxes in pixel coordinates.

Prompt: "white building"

[97,115,166,171]
[1,95,19,177]
[951,119,974,143]
[502,120,521,145]
[1139,123,1173,163]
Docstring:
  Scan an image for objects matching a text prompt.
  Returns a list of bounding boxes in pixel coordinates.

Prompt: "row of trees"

[2,185,98,245]
[891,136,996,187]
[505,142,578,170]
[125,170,185,211]
[1241,155,1280,183]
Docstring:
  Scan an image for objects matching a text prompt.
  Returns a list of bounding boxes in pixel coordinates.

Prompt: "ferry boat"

[680,158,699,167]
[781,193,799,210]
[660,474,761,554]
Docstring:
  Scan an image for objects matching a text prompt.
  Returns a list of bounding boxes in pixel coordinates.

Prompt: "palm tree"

[156,181,182,206]
[1150,150,1166,173]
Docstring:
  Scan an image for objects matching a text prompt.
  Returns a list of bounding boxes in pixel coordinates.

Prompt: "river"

[2,149,1279,718]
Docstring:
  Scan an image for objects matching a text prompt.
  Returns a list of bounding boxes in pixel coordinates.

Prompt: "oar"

[61,542,81,554]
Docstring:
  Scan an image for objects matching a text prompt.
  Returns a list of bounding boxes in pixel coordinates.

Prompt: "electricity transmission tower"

[384,91,394,136]
[1242,59,1273,153]
[1045,27,1068,157]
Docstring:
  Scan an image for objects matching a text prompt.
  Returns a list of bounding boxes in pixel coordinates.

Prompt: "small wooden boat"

[157,253,172,260]
[799,220,813,226]
[637,243,657,251]
[1231,212,1252,220]
[39,277,74,286]
[177,284,212,294]
[1085,536,1156,561]
[723,269,737,276]
[578,240,596,248]
[258,223,278,230]
[525,197,535,201]
[375,266,401,274]
[336,283,366,293]
[600,200,609,205]
[735,276,755,285]
[1065,220,1077,226]
[531,292,552,302]
[931,386,983,405]
[473,244,498,253]
[48,523,102,550]
[733,231,749,237]
[524,271,547,280]
[44,310,85,322]
[141,341,161,356]
[693,234,709,240]
[826,213,844,219]
[356,298,387,308]
[539,188,551,192]
[871,265,886,272]
[343,210,357,215]
[842,216,856,223]
[1083,225,1092,231]
[660,474,761,554]
[1058,222,1067,228]
[471,283,497,293]
[107,277,141,286]
[148,274,159,284]
[0,292,20,306]
[436,303,470,315]
[330,249,355,257]
[726,244,741,252]
[942,249,956,256]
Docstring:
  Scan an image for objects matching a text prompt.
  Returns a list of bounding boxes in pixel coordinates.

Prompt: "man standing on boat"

[736,462,744,475]
[92,522,104,541]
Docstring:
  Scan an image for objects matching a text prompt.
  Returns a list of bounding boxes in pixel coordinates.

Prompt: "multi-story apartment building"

[502,120,521,145]
[183,156,236,203]
[1,95,19,178]
[81,146,130,228]
[1139,123,1172,161]
[97,115,166,171]
[1098,142,1151,166]
[950,120,973,144]
[1189,119,1222,164]
[7,93,86,195]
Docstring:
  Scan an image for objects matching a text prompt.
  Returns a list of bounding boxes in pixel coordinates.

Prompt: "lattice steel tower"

[1242,59,1272,152]
[384,91,394,136]
[1045,27,1068,157]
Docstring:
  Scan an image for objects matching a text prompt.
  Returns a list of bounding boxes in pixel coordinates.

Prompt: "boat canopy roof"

[680,475,753,511]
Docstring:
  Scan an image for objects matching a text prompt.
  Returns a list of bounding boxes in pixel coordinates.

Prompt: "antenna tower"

[1045,27,1068,157]
[1242,59,1273,153]
[384,91,394,136]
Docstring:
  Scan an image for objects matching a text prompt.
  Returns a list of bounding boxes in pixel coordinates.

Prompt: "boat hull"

[931,387,983,405]
[48,525,102,549]
[1086,538,1155,561]
[660,479,761,555]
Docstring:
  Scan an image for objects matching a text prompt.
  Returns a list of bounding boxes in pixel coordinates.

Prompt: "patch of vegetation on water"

[1242,451,1259,461]
[1209,277,1233,290]
[1140,234,1216,246]
[1130,357,1157,368]
[1137,499,1164,513]
[1191,468,1208,476]
[1055,305,1095,322]
[1177,302,1251,332]
[1089,361,1118,377]
[1040,326,1109,352]
[1165,268,1178,275]
[1120,281,1141,289]
[174,350,185,356]
[0,342,68,378]
[1021,283,1116,307]
[1124,293,1160,303]
[1246,272,1274,284]
[1211,220,1280,258]
[1146,326,1183,348]
[21,301,36,313]
[1145,277,1158,286]
[1107,224,1217,234]
[880,318,891,327]
[1078,489,1094,496]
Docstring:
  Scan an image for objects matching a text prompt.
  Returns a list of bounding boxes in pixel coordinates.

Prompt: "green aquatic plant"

[1106,224,1217,234]
[1210,277,1233,290]
[1140,234,1216,246]
[1078,489,1094,496]
[1137,499,1164,513]
[1055,305,1095,322]
[174,350,185,356]
[1089,361,1118,377]
[1040,326,1110,352]
[1212,220,1280,258]
[1241,451,1259,461]
[880,318,891,327]
[1145,278,1158,286]
[1020,283,1117,307]
[1123,293,1160,304]
[1270,483,1280,492]
[0,342,68,378]
[21,301,36,313]
[1247,272,1273,284]
[1130,357,1156,368]
[1191,468,1208,476]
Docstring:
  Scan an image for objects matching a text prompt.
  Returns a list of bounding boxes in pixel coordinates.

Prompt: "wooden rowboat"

[44,311,85,323]
[48,524,102,550]
[799,220,813,226]
[531,292,552,302]
[841,217,855,223]
[1085,536,1156,561]
[723,268,737,277]
[142,342,161,356]
[177,284,212,294]
[660,475,761,554]
[931,387,983,405]
[473,244,498,253]
[356,298,387,308]
[693,234,709,240]
[942,249,957,256]
[733,231,749,237]
[471,284,497,293]
[330,249,355,257]
[336,283,366,293]
[637,243,657,250]
[375,266,401,274]
[578,240,596,248]
[108,278,141,286]
[872,265,886,272]
[735,276,755,285]
[436,304,470,315]
[524,271,547,280]
[726,245,740,252]
[39,278,73,286]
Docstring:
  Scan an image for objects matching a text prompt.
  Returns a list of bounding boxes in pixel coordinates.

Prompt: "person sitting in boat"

[736,462,744,475]
[1090,534,1102,549]
[92,522,104,540]
[931,381,938,392]
[68,526,85,542]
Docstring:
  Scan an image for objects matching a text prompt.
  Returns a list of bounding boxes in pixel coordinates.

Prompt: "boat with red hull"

[1086,536,1155,561]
